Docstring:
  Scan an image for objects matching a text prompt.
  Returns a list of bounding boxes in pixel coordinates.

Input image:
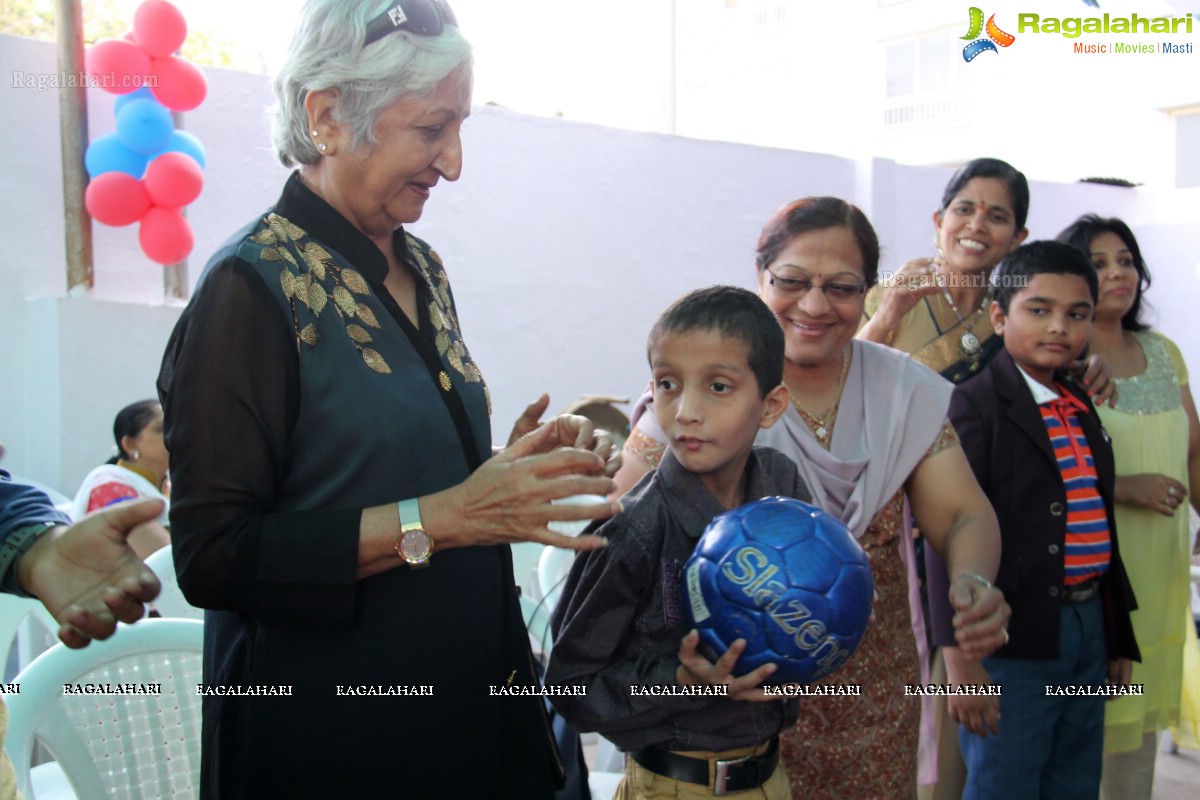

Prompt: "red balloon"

[133,0,188,58]
[144,152,203,208]
[86,39,152,95]
[139,207,194,264]
[85,172,151,227]
[150,56,207,112]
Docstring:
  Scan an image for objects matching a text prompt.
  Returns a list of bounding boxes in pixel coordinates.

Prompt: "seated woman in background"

[1057,214,1200,800]
[71,400,170,559]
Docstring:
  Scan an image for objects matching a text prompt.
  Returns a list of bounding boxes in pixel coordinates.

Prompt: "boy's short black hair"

[647,285,784,399]
[993,240,1099,313]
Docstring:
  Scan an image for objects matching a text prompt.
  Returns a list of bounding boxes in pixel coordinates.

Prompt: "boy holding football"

[546,285,808,799]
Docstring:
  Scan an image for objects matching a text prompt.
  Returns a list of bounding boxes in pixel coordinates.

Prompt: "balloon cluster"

[83,0,207,265]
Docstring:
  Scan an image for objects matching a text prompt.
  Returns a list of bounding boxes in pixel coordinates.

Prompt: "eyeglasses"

[765,267,867,303]
[364,0,458,46]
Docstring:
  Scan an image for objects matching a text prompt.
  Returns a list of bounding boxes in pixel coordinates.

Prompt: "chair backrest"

[142,546,203,621]
[0,596,61,682]
[537,545,578,616]
[5,619,204,800]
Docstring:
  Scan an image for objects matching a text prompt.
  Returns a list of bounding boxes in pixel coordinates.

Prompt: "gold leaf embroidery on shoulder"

[341,269,370,296]
[267,213,306,242]
[427,248,444,267]
[346,324,373,344]
[332,286,357,317]
[280,269,295,299]
[357,304,381,329]
[447,347,464,374]
[362,349,391,374]
[302,240,332,262]
[300,245,328,281]
[410,245,430,274]
[429,302,446,330]
[435,331,450,355]
[271,212,396,377]
[294,273,310,305]
[309,282,328,316]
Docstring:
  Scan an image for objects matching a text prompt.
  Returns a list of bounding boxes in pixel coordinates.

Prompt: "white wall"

[2,34,1197,496]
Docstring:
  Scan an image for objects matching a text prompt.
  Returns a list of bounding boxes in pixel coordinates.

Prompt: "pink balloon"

[149,56,207,111]
[133,0,188,58]
[85,172,151,227]
[139,207,194,264]
[144,151,203,208]
[86,39,152,95]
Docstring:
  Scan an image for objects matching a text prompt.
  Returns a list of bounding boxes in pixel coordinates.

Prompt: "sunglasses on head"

[364,0,458,46]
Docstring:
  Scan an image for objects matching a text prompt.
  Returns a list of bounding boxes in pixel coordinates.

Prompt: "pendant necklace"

[942,284,989,364]
[790,347,850,446]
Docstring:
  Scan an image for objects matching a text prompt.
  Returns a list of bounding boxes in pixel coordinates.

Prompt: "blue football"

[682,496,873,685]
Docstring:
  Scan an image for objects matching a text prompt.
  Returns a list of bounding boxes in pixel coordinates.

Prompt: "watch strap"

[397,497,423,533]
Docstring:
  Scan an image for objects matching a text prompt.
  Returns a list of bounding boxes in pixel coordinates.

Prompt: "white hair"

[271,0,473,167]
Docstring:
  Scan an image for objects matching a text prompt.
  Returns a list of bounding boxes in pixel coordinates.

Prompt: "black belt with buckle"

[1062,577,1101,604]
[630,737,779,796]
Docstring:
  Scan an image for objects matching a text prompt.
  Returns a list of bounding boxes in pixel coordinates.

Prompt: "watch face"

[400,530,432,563]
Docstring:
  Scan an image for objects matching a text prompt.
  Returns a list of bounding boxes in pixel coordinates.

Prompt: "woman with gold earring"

[859,159,1117,800]
[70,399,170,559]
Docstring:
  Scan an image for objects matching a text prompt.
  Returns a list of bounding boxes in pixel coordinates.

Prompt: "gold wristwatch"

[395,497,433,568]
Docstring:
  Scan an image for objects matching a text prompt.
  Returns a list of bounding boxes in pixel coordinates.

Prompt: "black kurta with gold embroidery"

[158,173,559,799]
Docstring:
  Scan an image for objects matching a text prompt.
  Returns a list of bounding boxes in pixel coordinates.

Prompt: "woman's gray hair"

[271,0,473,167]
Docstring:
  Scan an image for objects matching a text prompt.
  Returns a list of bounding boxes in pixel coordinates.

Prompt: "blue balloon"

[161,130,207,170]
[85,133,150,178]
[113,86,154,117]
[116,98,175,155]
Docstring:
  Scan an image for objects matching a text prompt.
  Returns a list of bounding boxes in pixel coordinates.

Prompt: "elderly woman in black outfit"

[157,2,620,797]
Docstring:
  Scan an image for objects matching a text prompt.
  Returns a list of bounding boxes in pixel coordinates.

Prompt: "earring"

[932,236,946,264]
[311,130,318,137]
[319,143,327,153]
[132,450,140,460]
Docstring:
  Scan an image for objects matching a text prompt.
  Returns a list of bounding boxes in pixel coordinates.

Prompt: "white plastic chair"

[538,494,608,615]
[5,618,205,799]
[142,546,203,621]
[0,595,60,681]
[511,542,546,603]
[537,545,576,616]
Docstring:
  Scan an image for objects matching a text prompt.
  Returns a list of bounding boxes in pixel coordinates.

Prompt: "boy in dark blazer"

[949,241,1139,800]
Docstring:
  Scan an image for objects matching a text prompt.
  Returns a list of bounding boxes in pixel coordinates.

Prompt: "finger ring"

[1168,486,1177,497]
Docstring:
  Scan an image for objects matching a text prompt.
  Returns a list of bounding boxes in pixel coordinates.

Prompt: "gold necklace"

[789,347,850,445]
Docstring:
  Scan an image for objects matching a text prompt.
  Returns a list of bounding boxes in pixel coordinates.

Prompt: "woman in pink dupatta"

[611,197,1009,800]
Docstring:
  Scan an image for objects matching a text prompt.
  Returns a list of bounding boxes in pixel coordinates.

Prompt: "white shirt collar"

[1015,364,1062,405]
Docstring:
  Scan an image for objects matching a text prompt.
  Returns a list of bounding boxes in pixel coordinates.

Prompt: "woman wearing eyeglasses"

[611,197,1007,799]
[157,2,620,797]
